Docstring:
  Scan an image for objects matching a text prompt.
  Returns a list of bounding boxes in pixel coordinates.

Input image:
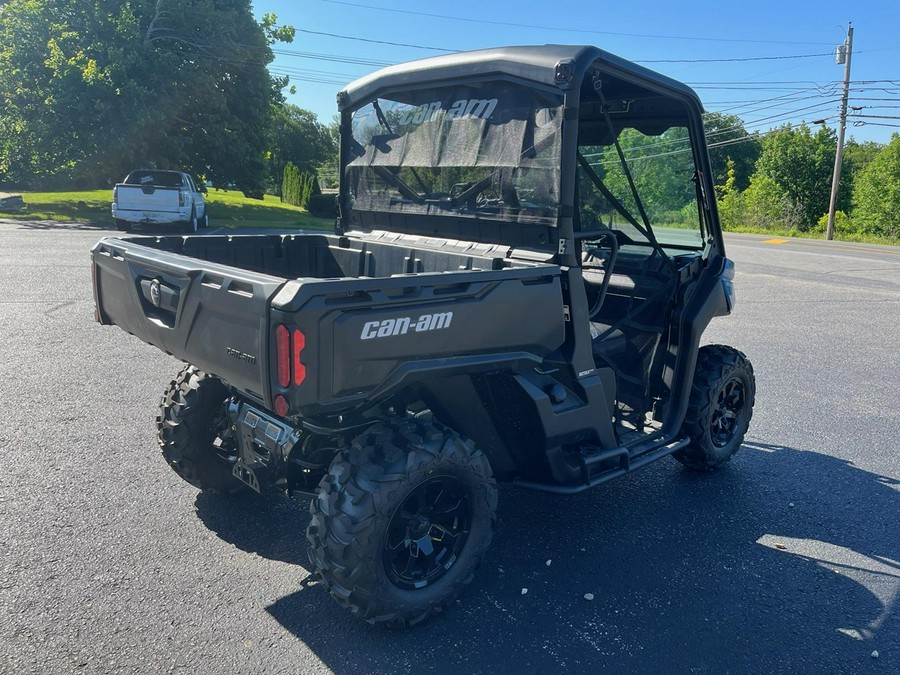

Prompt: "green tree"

[754,123,848,230]
[842,138,883,201]
[267,104,336,194]
[703,112,760,192]
[281,162,319,208]
[742,174,804,232]
[715,159,803,233]
[851,134,900,239]
[594,127,696,224]
[715,160,744,230]
[0,0,291,195]
[844,138,882,177]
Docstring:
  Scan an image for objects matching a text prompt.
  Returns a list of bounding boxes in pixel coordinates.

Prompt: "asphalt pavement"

[1,219,898,673]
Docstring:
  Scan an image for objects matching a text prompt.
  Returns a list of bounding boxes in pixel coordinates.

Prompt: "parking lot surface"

[1,219,898,673]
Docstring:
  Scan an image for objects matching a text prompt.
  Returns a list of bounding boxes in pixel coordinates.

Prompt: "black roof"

[339,44,702,111]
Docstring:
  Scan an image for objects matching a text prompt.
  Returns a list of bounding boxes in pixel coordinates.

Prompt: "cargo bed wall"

[145,232,517,279]
[92,239,286,404]
[270,264,565,415]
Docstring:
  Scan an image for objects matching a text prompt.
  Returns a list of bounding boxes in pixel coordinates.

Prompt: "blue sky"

[254,0,899,144]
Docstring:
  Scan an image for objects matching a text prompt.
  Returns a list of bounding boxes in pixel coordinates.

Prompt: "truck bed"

[91,231,565,416]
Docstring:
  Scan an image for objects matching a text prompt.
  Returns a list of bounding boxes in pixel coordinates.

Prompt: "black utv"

[91,44,756,626]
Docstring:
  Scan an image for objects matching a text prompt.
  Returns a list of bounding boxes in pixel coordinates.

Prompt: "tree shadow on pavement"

[195,442,899,673]
[12,218,112,231]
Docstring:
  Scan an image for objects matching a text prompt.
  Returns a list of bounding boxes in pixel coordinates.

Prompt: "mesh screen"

[346,82,564,227]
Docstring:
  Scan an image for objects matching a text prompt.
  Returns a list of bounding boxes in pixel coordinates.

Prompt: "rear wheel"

[307,418,497,626]
[115,219,131,232]
[674,345,755,471]
[156,365,244,493]
[184,210,199,233]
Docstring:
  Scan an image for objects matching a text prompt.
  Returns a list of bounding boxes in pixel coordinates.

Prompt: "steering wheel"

[449,182,473,201]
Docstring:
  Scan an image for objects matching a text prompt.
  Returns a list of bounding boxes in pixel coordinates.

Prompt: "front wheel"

[156,366,244,493]
[306,418,497,626]
[673,345,755,471]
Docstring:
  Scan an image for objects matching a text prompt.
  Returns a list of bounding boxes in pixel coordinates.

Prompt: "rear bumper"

[112,206,190,224]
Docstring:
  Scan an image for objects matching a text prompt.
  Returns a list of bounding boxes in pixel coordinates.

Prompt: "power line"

[849,113,900,120]
[691,85,834,91]
[320,0,834,46]
[710,90,841,116]
[296,28,453,52]
[851,121,900,128]
[272,48,392,68]
[281,26,842,66]
[640,52,833,64]
[741,99,842,126]
[583,104,842,164]
[690,80,841,85]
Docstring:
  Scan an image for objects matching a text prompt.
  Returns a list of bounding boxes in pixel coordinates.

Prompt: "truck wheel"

[201,213,209,229]
[156,365,244,494]
[185,210,198,233]
[674,345,755,471]
[115,219,131,232]
[307,418,497,626]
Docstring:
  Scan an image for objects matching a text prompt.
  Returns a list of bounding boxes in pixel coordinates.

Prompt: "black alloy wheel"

[383,475,471,590]
[674,344,755,471]
[307,418,497,626]
[710,377,746,448]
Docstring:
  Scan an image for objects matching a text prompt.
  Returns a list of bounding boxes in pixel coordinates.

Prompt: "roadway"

[1,219,898,673]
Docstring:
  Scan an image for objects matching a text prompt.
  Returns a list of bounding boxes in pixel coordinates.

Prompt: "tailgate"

[91,238,286,404]
[116,185,181,213]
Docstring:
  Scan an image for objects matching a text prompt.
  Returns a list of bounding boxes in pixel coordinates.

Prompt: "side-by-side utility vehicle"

[91,45,756,625]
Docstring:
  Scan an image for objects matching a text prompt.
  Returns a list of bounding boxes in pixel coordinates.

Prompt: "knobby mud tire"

[156,365,243,493]
[307,418,497,626]
[674,344,755,471]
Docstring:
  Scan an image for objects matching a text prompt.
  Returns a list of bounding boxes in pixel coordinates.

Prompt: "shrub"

[282,164,321,208]
[307,193,337,219]
[813,210,856,236]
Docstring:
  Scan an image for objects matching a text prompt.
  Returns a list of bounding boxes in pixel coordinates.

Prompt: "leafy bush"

[813,211,855,236]
[716,160,804,233]
[307,193,337,219]
[742,175,805,232]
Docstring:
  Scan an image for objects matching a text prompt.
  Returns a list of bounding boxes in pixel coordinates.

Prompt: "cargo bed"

[91,231,565,415]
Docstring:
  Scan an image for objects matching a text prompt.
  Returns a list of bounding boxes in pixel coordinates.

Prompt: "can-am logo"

[396,98,498,126]
[360,312,453,340]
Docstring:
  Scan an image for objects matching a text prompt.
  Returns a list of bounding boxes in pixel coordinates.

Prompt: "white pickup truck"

[112,169,208,232]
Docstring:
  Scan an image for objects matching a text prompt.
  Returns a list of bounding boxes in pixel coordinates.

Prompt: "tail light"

[178,189,186,207]
[275,325,290,387]
[274,324,306,406]
[292,329,306,386]
[113,186,118,204]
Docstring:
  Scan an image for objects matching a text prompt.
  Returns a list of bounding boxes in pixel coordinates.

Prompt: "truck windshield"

[345,82,564,227]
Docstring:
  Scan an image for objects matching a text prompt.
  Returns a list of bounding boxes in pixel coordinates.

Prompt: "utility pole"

[825,22,853,241]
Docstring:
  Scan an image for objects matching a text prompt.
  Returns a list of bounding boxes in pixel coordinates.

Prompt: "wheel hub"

[383,475,471,590]
[408,514,432,540]
[711,377,745,448]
